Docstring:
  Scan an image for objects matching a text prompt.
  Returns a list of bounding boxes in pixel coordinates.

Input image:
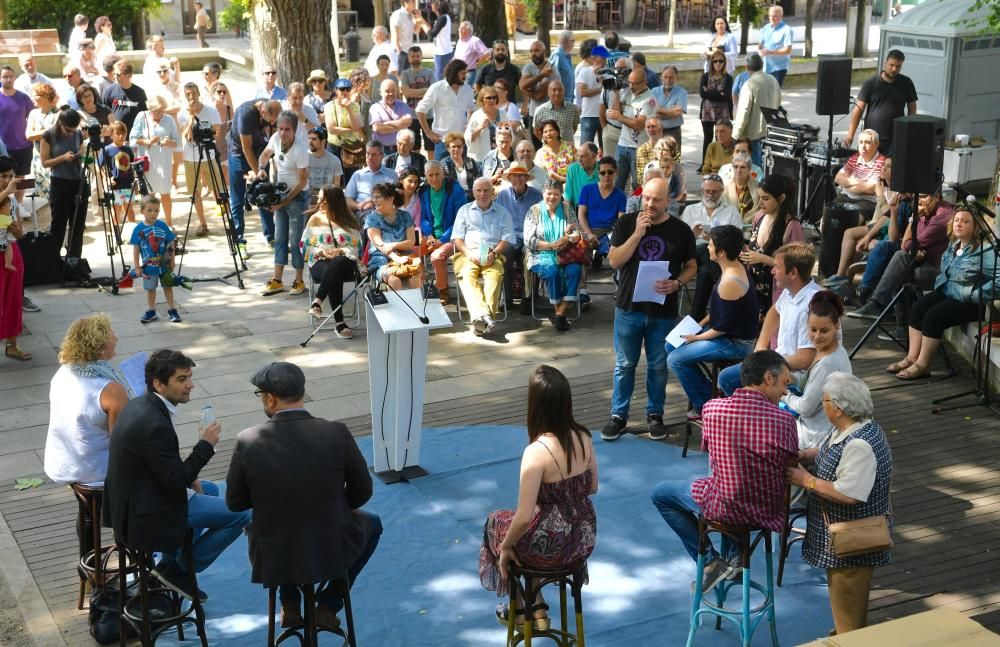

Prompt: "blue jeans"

[166,480,251,574]
[769,69,788,87]
[434,52,453,82]
[433,140,448,161]
[612,308,675,420]
[532,262,582,302]
[717,362,743,396]
[615,146,637,192]
[273,192,308,268]
[579,117,600,146]
[465,68,477,87]
[279,510,383,611]
[859,239,900,291]
[228,153,249,243]
[651,480,735,562]
[749,139,764,170]
[667,336,754,411]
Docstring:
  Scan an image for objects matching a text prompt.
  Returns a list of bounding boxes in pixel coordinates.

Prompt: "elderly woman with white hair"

[129,94,180,225]
[786,372,893,636]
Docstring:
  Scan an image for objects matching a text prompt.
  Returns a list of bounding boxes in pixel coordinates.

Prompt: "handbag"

[557,236,592,267]
[821,500,893,558]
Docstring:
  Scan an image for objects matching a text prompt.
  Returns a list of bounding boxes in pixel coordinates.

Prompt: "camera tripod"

[175,136,246,288]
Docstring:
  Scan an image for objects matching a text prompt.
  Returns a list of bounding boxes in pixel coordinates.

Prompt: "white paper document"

[119,351,149,397]
[632,261,671,304]
[665,315,703,348]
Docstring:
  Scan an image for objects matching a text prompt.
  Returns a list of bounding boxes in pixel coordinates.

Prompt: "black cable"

[402,330,415,469]
[380,333,391,470]
[381,280,429,324]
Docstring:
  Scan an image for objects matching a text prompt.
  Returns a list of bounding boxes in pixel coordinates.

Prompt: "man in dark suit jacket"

[103,349,250,601]
[226,362,382,631]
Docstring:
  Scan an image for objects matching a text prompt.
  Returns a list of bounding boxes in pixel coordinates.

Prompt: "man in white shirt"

[651,65,688,149]
[281,82,320,143]
[576,45,607,148]
[682,173,743,319]
[451,177,517,336]
[365,26,399,77]
[256,110,311,297]
[59,65,85,110]
[389,0,421,73]
[14,54,53,97]
[177,82,222,237]
[718,243,821,394]
[416,59,476,161]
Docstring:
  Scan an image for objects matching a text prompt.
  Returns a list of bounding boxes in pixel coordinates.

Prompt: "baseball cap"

[590,45,610,59]
[250,362,306,398]
[333,77,352,90]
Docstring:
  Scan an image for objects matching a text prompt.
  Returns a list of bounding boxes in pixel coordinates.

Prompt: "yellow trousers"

[453,253,504,321]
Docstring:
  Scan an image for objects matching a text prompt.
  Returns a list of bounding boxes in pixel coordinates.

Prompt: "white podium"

[366,288,452,483]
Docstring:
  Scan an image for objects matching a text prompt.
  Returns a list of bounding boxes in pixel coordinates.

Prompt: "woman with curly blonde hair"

[44,313,132,564]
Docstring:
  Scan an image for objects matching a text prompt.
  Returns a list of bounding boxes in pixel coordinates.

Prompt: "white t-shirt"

[365,40,400,76]
[265,134,310,195]
[390,8,415,52]
[775,279,822,357]
[176,104,222,162]
[575,65,602,119]
[616,88,658,149]
[433,14,453,55]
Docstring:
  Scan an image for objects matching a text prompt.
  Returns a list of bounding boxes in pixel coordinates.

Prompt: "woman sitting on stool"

[302,185,362,339]
[887,206,996,380]
[480,365,598,631]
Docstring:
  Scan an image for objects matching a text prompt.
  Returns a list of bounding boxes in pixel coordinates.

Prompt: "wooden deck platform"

[2,319,999,645]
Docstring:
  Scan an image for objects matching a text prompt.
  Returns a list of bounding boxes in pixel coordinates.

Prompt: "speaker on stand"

[813,56,854,276]
[890,115,947,195]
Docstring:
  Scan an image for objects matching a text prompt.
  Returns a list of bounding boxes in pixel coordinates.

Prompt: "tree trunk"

[667,0,677,47]
[853,0,867,58]
[131,16,146,51]
[0,0,7,30]
[804,0,814,57]
[464,0,509,48]
[739,0,750,55]
[250,0,336,90]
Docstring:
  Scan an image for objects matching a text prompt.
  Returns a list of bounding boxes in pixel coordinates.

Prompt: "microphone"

[967,195,997,218]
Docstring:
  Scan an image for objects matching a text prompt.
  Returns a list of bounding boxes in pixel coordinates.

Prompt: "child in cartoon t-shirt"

[130,195,181,323]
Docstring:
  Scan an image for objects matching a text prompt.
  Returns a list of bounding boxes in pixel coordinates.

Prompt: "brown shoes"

[314,604,342,632]
[280,602,304,629]
[438,288,450,306]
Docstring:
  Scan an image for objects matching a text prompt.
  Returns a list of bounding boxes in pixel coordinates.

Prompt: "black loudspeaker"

[891,115,946,194]
[20,232,63,286]
[815,57,853,116]
[819,203,864,278]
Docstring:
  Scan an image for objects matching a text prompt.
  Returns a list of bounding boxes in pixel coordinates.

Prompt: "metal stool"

[506,562,587,647]
[777,485,808,587]
[682,358,741,456]
[116,530,208,646]
[266,578,357,647]
[687,518,778,647]
[71,483,126,610]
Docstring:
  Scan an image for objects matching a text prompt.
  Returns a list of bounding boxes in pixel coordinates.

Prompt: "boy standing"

[99,121,136,224]
[130,195,181,323]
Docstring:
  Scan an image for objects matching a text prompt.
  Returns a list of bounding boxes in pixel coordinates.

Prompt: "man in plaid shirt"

[652,350,798,593]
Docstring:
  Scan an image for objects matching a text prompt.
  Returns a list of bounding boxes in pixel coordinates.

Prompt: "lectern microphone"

[366,285,389,307]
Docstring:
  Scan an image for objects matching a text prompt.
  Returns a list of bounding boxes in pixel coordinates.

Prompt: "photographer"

[606,68,658,192]
[40,109,87,260]
[598,57,630,159]
[177,82,221,237]
[228,99,281,256]
[256,110,310,297]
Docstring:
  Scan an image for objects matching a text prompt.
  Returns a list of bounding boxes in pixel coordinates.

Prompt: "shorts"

[183,160,225,194]
[9,147,32,176]
[142,274,161,291]
[113,188,133,206]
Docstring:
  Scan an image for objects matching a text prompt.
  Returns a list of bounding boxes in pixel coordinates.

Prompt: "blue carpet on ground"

[159,425,834,646]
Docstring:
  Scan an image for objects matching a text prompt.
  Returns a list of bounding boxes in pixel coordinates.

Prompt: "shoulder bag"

[821,499,893,558]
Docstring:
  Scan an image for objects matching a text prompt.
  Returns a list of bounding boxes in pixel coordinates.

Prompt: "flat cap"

[250,362,306,398]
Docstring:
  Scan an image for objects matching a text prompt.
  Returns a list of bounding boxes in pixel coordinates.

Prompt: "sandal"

[335,322,353,339]
[531,602,551,631]
[5,344,31,361]
[495,602,525,628]
[308,303,322,318]
[886,358,914,374]
[896,364,930,381]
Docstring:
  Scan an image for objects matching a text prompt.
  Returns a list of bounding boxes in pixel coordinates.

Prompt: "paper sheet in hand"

[633,261,671,304]
[665,315,702,348]
[119,351,149,397]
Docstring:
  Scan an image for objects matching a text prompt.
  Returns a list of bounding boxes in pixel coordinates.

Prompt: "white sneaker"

[472,317,487,335]
[483,315,497,334]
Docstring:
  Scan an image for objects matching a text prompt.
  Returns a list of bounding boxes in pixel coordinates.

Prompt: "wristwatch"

[806,477,817,491]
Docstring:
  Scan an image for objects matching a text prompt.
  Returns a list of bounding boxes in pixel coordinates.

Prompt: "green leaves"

[14,478,43,491]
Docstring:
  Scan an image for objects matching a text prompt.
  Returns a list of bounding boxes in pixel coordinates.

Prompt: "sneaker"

[726,555,744,583]
[686,408,702,422]
[700,557,735,594]
[556,315,571,332]
[483,314,497,334]
[151,561,197,601]
[579,290,591,308]
[847,301,883,320]
[267,239,275,249]
[262,279,284,296]
[647,414,669,440]
[195,224,210,237]
[822,274,847,287]
[601,416,627,441]
[289,279,306,295]
[280,602,304,629]
[238,243,252,259]
[21,296,40,312]
[140,309,158,324]
[167,309,182,323]
[472,317,488,336]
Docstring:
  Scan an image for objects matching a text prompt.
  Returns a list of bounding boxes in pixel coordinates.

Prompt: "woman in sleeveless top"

[787,372,892,635]
[480,365,598,631]
[666,225,759,422]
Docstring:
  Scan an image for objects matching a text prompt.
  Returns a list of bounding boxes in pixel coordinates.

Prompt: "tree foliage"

[463,0,508,50]
[730,0,766,55]
[952,0,1000,33]
[5,0,160,46]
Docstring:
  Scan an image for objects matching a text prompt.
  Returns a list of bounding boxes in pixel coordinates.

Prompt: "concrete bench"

[945,312,1000,393]
[0,29,61,55]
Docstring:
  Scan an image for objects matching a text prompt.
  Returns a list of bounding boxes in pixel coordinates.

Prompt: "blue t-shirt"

[364,208,414,266]
[99,144,135,189]
[129,220,176,276]
[579,183,627,230]
[760,22,793,73]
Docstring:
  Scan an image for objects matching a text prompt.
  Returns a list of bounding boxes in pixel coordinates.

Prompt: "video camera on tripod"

[192,120,216,147]
[596,67,630,91]
[245,178,288,209]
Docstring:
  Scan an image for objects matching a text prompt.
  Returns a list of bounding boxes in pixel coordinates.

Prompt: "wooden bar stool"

[681,358,741,456]
[266,578,357,647]
[506,562,587,647]
[116,530,208,647]
[777,485,809,587]
[687,518,778,647]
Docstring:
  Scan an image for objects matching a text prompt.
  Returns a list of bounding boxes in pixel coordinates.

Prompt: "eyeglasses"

[253,389,263,397]
[215,89,228,95]
[702,173,723,183]
[712,59,726,64]
[336,87,350,92]
[483,96,498,102]
[598,170,615,176]
[158,69,170,74]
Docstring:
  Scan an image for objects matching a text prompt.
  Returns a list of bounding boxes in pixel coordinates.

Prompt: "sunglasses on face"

[483,96,498,102]
[215,89,228,94]
[598,170,615,176]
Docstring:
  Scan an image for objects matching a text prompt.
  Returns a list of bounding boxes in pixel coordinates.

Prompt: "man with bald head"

[532,80,579,145]
[520,40,555,146]
[602,176,697,442]
[606,67,658,192]
[229,98,282,253]
[369,78,413,154]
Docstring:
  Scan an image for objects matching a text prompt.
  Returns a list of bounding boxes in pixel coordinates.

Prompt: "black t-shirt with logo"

[610,211,696,318]
[101,83,147,132]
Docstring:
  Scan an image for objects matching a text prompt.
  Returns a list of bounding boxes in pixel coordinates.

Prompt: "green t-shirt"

[564,162,599,209]
[429,186,446,238]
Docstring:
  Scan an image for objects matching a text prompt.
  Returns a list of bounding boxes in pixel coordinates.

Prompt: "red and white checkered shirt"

[841,152,886,185]
[691,389,799,532]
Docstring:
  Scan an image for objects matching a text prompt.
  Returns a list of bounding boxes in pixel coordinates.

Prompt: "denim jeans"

[615,146,638,192]
[717,362,743,396]
[612,308,675,420]
[433,140,448,161]
[228,153,270,244]
[749,139,764,170]
[769,69,788,87]
[667,336,754,411]
[165,480,252,574]
[434,52,453,82]
[859,240,899,291]
[532,262,582,302]
[465,68,478,87]
[651,480,735,562]
[579,117,600,146]
[279,510,383,611]
[273,192,308,268]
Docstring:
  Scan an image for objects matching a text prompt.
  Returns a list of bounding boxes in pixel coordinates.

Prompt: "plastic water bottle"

[201,405,215,427]
[778,401,800,418]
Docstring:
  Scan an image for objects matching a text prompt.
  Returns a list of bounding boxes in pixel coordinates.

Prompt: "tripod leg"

[300,274,372,347]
